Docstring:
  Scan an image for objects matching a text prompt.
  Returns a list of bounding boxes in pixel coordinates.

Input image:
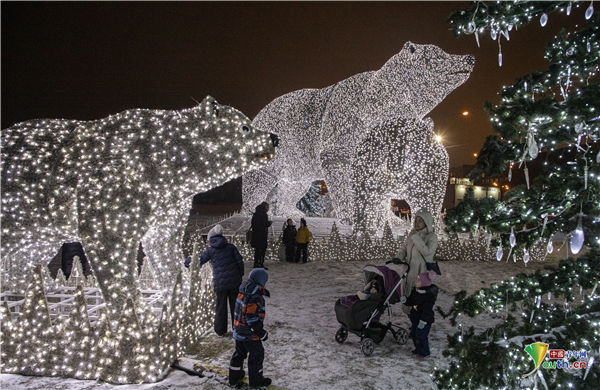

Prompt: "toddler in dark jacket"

[400,271,438,359]
[229,268,271,387]
[185,224,244,336]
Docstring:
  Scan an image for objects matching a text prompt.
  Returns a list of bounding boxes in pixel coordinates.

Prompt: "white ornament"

[524,165,530,189]
[523,249,530,264]
[546,240,554,254]
[243,42,474,232]
[528,133,539,159]
[509,227,516,247]
[498,51,503,67]
[570,214,585,254]
[586,2,595,19]
[496,246,503,261]
[540,13,548,27]
[567,2,572,15]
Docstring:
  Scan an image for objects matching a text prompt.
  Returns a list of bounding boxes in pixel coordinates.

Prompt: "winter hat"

[208,224,224,239]
[249,268,268,287]
[417,272,432,287]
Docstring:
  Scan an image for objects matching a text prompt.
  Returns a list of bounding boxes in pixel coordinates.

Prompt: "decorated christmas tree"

[436,2,600,388]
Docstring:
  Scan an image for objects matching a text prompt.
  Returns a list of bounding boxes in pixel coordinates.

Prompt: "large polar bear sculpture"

[1,96,274,313]
[242,42,474,231]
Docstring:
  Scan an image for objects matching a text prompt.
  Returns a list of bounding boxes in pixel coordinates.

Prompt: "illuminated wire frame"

[242,42,474,232]
[0,98,271,382]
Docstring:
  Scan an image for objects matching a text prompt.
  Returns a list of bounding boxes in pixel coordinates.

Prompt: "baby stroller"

[334,262,410,356]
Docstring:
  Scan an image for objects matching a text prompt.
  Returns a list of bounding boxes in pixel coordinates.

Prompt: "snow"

[1,257,559,389]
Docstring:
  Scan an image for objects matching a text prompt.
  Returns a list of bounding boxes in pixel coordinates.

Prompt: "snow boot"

[249,377,271,387]
[229,369,245,386]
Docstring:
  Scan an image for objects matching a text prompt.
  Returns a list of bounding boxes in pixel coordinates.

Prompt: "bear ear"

[402,41,417,55]
[201,95,218,106]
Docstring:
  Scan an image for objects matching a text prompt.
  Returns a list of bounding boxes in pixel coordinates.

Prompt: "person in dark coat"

[282,219,297,262]
[250,202,272,269]
[185,224,244,336]
[400,271,438,359]
[228,268,272,387]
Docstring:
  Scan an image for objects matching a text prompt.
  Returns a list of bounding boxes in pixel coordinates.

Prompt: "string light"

[243,42,474,232]
[1,97,274,382]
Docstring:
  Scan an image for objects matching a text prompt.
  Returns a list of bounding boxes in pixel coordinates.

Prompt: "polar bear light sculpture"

[242,42,474,231]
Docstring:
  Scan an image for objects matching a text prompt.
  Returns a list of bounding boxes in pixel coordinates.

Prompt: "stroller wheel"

[361,338,375,356]
[335,327,348,344]
[394,328,409,345]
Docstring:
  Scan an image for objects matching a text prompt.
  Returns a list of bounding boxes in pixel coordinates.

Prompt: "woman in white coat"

[390,209,439,295]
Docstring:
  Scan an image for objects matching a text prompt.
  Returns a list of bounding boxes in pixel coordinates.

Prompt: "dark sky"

[1,1,584,167]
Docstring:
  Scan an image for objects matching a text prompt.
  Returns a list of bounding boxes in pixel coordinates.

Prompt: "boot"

[228,369,245,386]
[249,377,271,387]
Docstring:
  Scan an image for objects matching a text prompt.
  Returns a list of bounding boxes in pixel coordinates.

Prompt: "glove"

[417,320,427,329]
[184,257,192,268]
[400,296,407,304]
[260,330,269,341]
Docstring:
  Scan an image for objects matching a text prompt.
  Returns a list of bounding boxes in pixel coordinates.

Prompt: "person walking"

[295,218,312,263]
[228,268,272,387]
[251,202,272,269]
[282,219,297,262]
[185,224,244,336]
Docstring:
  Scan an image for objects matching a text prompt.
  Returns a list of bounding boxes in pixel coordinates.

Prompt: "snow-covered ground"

[1,257,559,390]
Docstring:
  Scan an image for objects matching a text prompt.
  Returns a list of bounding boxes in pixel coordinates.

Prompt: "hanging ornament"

[528,133,539,159]
[508,163,512,182]
[588,40,592,52]
[524,165,530,189]
[540,13,548,27]
[585,1,594,19]
[509,227,516,247]
[496,245,503,261]
[570,213,585,254]
[498,51,502,67]
[535,295,541,308]
[596,150,600,164]
[501,29,510,41]
[546,240,554,254]
[541,214,548,237]
[467,21,475,33]
[513,253,517,263]
[584,162,589,190]
[475,29,480,47]
[547,291,551,300]
[523,249,530,264]
[567,2,572,15]
[491,28,497,41]
[575,122,584,133]
[583,356,595,381]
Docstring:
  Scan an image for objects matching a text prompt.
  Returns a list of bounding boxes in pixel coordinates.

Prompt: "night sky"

[1,1,584,167]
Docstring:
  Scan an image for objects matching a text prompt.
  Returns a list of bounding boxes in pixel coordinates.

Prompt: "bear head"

[364,42,474,122]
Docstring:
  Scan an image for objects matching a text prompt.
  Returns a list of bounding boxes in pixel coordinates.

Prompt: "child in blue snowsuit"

[400,271,438,359]
[228,268,272,387]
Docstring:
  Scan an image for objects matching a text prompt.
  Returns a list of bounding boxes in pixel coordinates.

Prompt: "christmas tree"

[436,2,600,388]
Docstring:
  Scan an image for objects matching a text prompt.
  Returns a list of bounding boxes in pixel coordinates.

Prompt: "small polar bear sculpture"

[242,42,474,231]
[1,96,274,311]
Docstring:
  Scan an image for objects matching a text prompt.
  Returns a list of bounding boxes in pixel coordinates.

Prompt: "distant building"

[443,164,509,209]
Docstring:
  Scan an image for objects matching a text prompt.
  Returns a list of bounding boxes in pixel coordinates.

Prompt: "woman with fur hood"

[389,209,440,294]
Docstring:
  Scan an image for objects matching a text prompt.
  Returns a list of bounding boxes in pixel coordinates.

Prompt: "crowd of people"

[184,201,440,387]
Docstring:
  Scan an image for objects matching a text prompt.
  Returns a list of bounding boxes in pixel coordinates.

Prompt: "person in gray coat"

[390,209,439,296]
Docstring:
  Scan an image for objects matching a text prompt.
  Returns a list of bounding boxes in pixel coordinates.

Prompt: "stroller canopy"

[363,265,403,304]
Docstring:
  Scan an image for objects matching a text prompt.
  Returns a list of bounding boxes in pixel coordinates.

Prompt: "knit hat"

[208,224,224,239]
[249,268,269,287]
[417,272,432,287]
